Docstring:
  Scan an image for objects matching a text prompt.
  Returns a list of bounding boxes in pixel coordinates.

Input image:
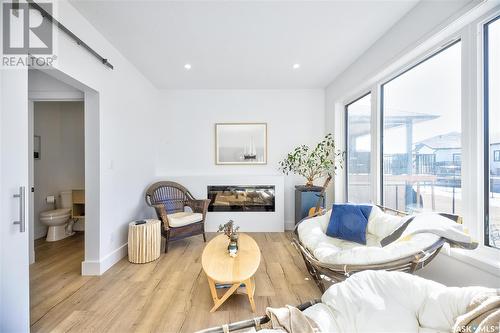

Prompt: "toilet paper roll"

[46,195,55,204]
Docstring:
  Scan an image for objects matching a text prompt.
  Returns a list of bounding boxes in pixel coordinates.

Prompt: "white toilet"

[40,191,75,242]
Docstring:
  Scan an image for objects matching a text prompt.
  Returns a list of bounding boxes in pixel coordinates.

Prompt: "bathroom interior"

[32,100,85,256]
[28,69,92,323]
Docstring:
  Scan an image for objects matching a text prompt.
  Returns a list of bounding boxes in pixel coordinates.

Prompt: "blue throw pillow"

[358,204,373,220]
[326,204,371,245]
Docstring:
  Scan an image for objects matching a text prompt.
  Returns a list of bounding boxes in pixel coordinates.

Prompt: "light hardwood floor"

[30,232,321,332]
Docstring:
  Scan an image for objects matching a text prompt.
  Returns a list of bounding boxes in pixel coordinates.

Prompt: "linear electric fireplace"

[207,185,275,212]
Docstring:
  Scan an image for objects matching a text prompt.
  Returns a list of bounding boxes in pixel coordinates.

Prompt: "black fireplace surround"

[207,185,275,212]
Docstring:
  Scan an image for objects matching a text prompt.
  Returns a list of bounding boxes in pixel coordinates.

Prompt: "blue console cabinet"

[295,185,325,224]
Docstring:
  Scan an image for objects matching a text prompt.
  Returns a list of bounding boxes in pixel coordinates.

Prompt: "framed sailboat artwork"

[215,123,267,165]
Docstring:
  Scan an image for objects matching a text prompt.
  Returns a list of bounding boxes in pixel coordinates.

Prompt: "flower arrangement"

[218,220,240,257]
[278,133,345,187]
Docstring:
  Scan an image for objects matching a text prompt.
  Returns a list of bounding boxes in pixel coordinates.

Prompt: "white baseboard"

[81,243,128,276]
[100,243,128,274]
[285,220,295,231]
[81,259,100,276]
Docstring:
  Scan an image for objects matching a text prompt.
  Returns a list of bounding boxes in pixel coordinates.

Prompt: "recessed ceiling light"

[293,63,301,69]
[184,63,192,70]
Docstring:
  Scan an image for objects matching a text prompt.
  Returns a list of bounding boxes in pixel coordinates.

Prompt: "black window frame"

[345,92,372,203]
[380,39,462,210]
[483,15,500,249]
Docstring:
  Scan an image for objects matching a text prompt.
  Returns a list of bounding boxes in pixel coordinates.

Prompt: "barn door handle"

[13,186,26,233]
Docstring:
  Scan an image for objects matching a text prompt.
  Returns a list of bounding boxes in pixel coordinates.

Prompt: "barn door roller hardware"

[27,0,114,70]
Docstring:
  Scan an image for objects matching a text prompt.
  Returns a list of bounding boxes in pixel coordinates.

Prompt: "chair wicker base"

[195,299,321,333]
[163,221,206,253]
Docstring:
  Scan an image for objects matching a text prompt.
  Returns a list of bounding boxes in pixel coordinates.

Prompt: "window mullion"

[372,84,381,205]
[459,25,479,239]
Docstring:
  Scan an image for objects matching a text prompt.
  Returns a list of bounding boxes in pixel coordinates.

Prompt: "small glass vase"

[227,234,239,257]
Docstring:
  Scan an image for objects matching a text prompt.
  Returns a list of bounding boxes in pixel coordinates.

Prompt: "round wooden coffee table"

[201,233,261,312]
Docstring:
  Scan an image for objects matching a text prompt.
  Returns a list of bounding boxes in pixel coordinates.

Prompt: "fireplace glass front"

[207,185,275,212]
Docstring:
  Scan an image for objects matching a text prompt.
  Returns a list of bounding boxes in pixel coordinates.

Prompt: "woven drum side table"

[128,219,161,264]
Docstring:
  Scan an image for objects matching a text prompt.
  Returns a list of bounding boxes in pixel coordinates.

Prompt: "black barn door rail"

[27,0,114,70]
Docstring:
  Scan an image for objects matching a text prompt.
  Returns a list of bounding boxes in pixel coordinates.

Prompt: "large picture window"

[381,41,462,214]
[346,93,372,203]
[484,16,500,249]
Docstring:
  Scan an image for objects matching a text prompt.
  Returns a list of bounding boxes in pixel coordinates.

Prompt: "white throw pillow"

[367,205,407,239]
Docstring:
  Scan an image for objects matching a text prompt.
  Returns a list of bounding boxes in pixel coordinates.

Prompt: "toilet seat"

[40,208,73,242]
[40,208,71,219]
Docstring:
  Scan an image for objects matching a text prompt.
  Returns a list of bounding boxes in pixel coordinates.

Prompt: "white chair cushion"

[316,233,439,265]
[167,212,203,228]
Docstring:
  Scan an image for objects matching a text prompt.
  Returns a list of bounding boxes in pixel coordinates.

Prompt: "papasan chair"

[292,204,476,292]
[198,270,499,333]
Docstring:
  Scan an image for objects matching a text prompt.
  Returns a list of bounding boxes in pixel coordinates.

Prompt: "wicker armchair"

[145,181,210,253]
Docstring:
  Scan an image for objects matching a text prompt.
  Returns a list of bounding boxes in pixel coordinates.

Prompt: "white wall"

[0,0,160,275]
[33,102,85,240]
[417,251,500,288]
[51,1,160,275]
[155,89,325,229]
[29,69,84,100]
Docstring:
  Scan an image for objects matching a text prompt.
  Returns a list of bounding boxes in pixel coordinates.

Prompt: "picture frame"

[215,123,267,165]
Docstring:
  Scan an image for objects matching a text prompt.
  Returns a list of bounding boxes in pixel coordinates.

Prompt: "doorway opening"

[32,101,85,241]
[28,68,99,327]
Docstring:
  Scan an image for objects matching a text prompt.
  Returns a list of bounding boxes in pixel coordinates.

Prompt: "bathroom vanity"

[72,189,85,218]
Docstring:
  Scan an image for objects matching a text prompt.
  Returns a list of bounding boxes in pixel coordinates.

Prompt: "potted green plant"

[278,133,345,187]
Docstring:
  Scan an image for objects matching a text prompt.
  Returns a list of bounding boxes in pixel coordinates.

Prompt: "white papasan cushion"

[297,206,440,265]
[312,270,494,333]
[257,271,493,333]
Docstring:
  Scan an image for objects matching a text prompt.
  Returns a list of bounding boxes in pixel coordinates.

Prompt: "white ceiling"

[70,0,419,89]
